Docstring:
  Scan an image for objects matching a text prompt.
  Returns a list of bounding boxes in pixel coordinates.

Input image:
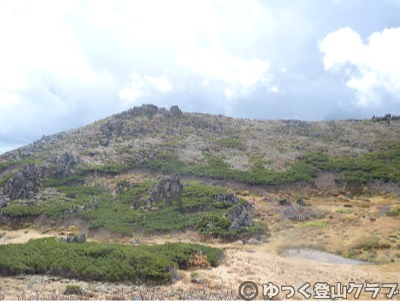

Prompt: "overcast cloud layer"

[1,0,400,154]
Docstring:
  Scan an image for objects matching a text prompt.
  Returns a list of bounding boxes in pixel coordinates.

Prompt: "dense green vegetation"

[304,150,400,184]
[39,146,400,188]
[137,154,318,186]
[0,238,223,283]
[1,180,266,238]
[197,214,267,239]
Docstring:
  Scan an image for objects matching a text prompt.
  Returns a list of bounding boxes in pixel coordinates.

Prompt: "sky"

[1,0,400,154]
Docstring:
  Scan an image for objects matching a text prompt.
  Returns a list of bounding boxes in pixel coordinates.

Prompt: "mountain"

[1,104,400,298]
[1,104,400,195]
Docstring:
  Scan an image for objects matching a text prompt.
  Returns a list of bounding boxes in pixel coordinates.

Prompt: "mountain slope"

[1,104,400,191]
[1,104,400,289]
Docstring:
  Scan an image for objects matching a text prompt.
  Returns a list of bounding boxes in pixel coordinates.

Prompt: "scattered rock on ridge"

[170,105,182,118]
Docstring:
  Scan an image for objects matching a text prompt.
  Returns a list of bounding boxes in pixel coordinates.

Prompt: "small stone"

[76,233,86,243]
[232,240,244,246]
[247,238,261,245]
[131,238,140,245]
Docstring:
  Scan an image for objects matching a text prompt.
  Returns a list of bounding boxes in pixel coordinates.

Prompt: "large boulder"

[170,105,182,118]
[225,204,254,231]
[4,164,43,200]
[53,152,80,178]
[149,174,183,201]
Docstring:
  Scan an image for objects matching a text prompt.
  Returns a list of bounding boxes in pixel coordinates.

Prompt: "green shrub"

[336,208,352,214]
[64,285,82,295]
[0,238,223,284]
[301,221,325,228]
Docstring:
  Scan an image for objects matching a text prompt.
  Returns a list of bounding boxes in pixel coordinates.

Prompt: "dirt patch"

[0,229,56,245]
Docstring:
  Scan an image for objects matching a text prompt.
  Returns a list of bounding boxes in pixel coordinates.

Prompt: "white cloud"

[119,73,173,104]
[320,27,400,107]
[176,48,272,98]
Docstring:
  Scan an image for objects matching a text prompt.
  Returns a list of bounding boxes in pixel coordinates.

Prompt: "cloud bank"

[1,0,400,154]
[320,27,400,107]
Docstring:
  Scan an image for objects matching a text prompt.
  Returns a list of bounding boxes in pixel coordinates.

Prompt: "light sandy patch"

[0,229,56,245]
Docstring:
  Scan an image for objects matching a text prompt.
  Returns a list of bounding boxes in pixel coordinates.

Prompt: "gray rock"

[65,233,86,243]
[257,235,269,242]
[53,152,80,178]
[4,164,44,200]
[170,105,182,118]
[296,199,307,206]
[101,138,109,147]
[279,198,291,206]
[225,204,254,231]
[91,196,100,209]
[247,238,261,245]
[116,180,130,194]
[215,192,239,204]
[148,174,183,202]
[232,240,244,246]
[131,238,140,245]
[67,234,75,243]
[76,233,86,243]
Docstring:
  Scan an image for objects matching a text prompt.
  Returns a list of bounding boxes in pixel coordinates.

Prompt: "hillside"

[1,105,400,299]
[1,104,400,192]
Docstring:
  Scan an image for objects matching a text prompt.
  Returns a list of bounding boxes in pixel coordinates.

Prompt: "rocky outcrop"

[225,204,254,231]
[215,192,239,204]
[278,198,291,206]
[131,238,140,245]
[170,105,182,118]
[64,204,86,215]
[101,120,124,137]
[282,205,323,221]
[65,233,86,243]
[53,152,80,178]
[4,164,44,200]
[296,199,307,206]
[116,180,131,194]
[372,114,400,122]
[148,174,183,201]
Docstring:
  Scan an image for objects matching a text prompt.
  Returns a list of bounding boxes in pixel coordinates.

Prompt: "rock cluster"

[225,204,254,231]
[372,114,400,122]
[148,174,183,201]
[4,164,44,200]
[64,196,100,215]
[215,192,239,204]
[66,233,86,243]
[170,105,182,118]
[53,152,80,178]
[115,180,131,194]
[282,204,321,221]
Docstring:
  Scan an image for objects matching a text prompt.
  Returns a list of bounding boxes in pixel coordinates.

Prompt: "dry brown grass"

[1,189,400,300]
